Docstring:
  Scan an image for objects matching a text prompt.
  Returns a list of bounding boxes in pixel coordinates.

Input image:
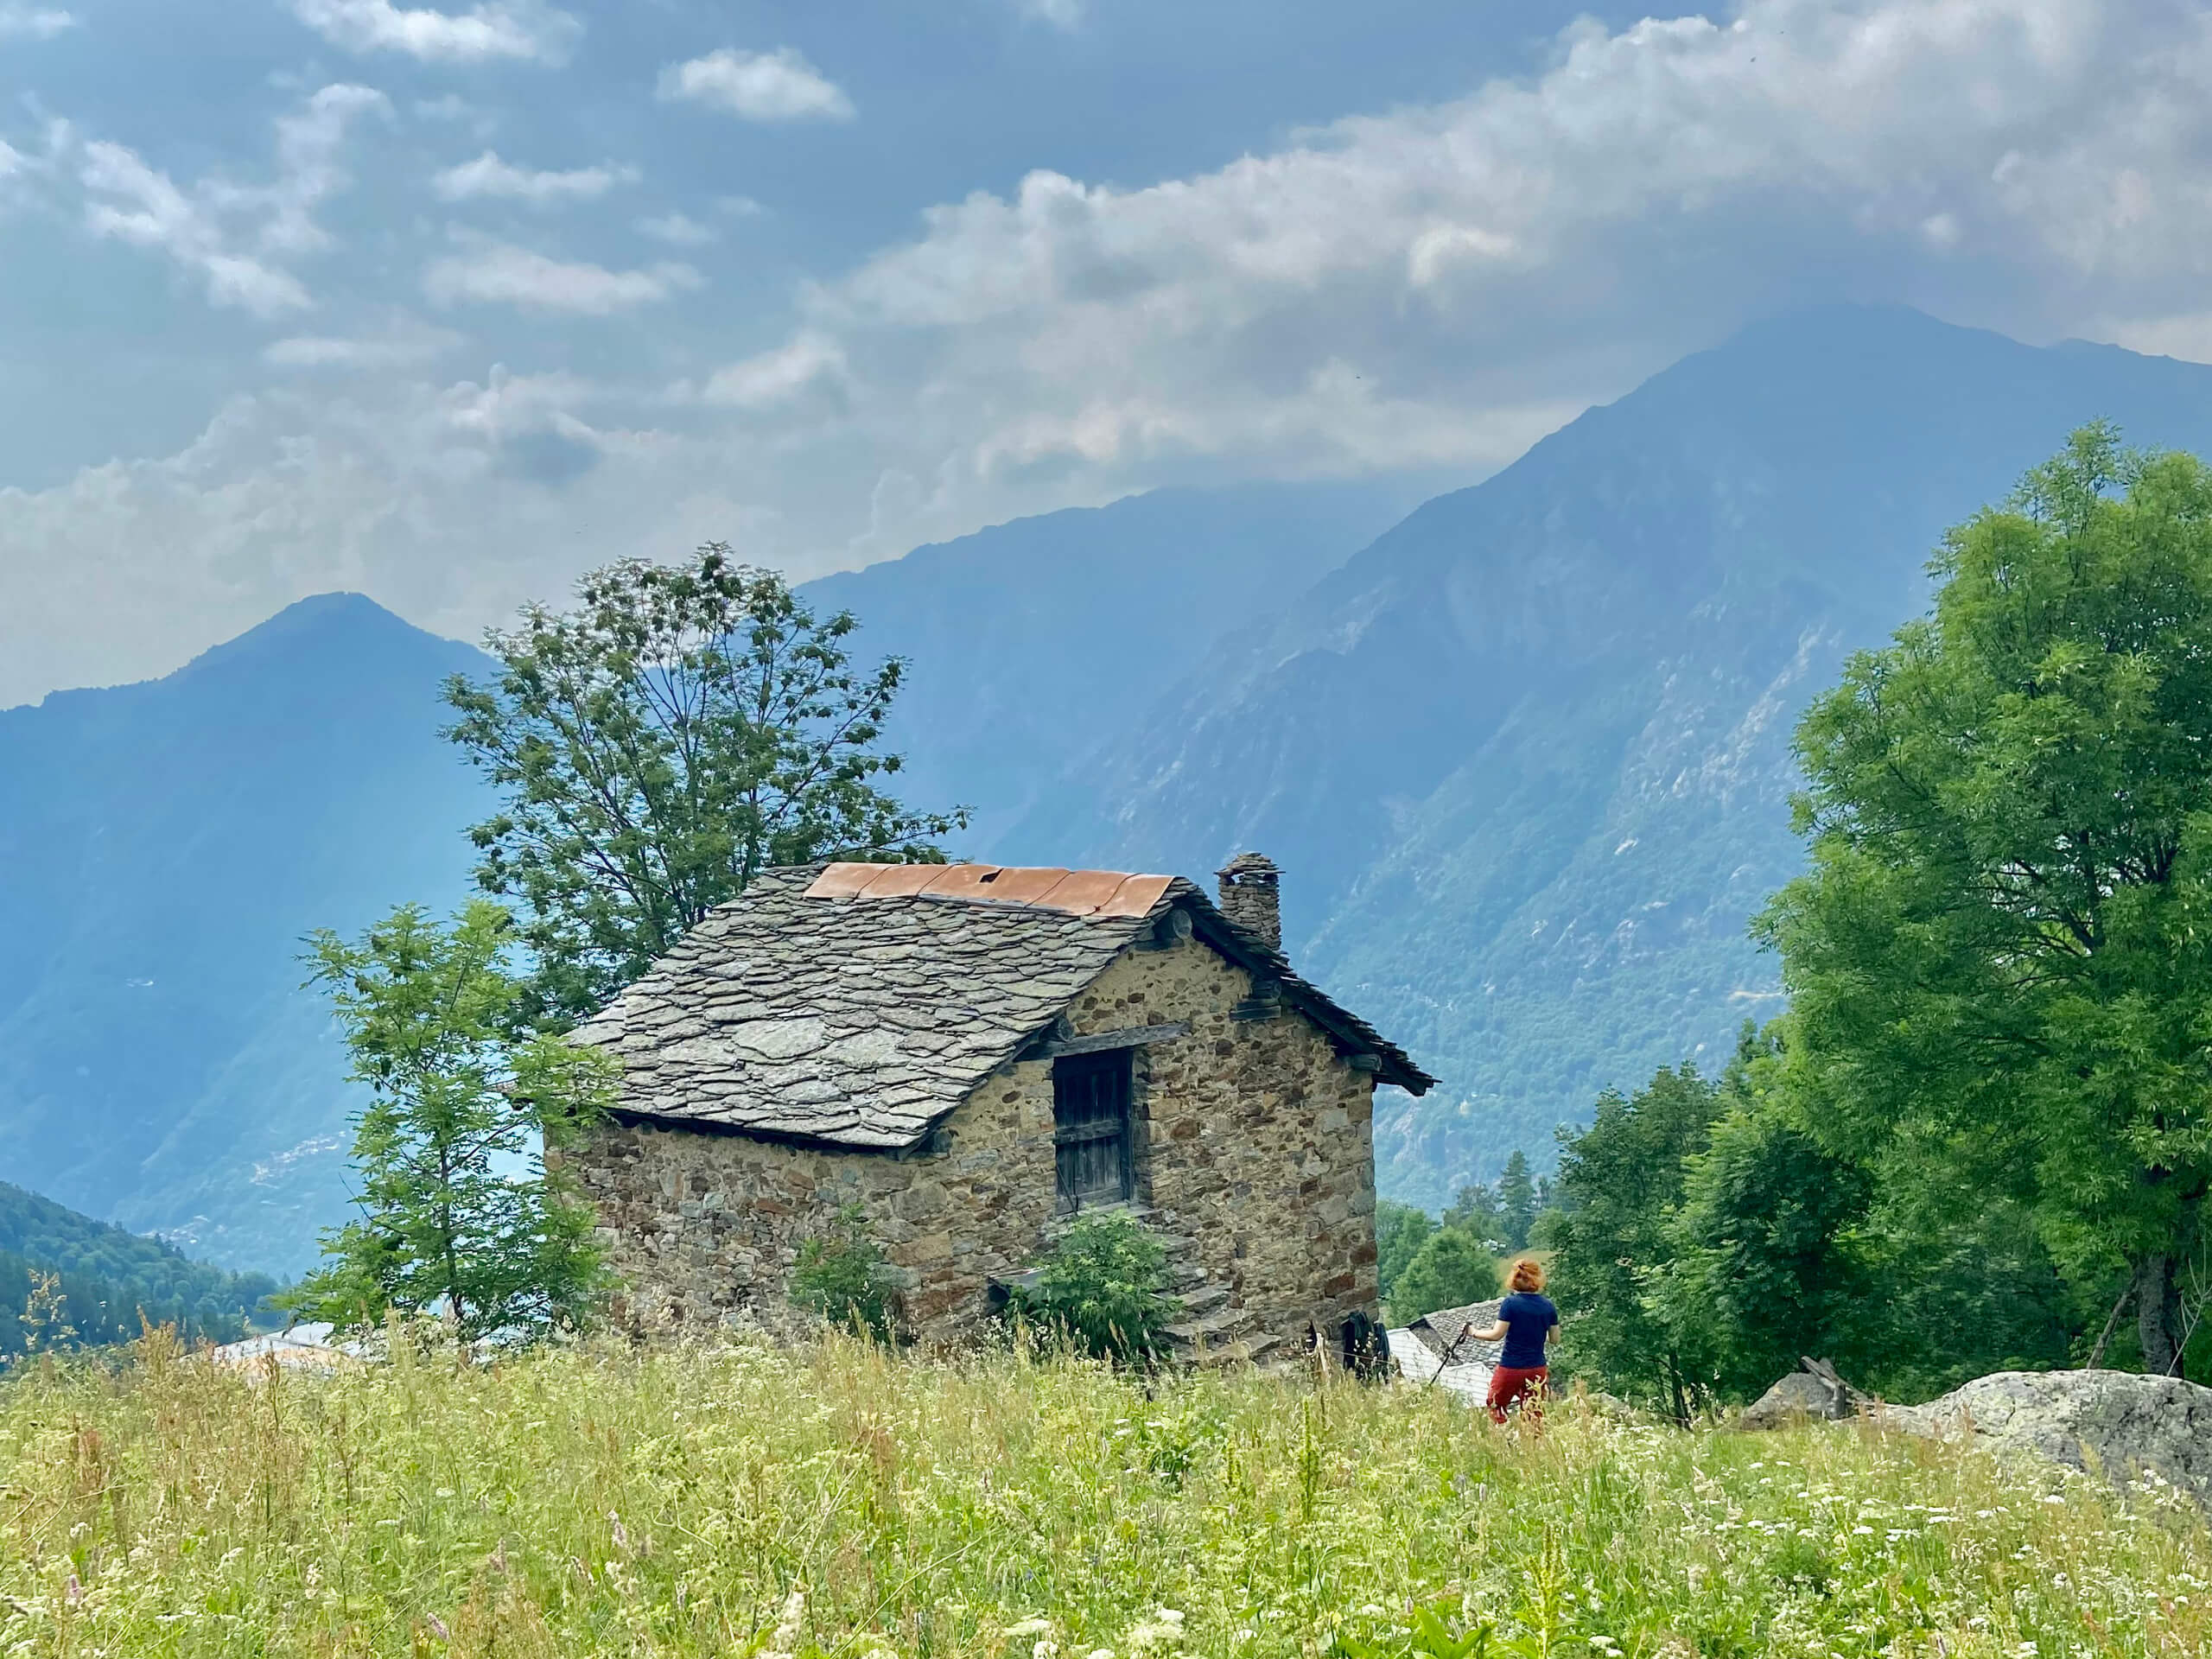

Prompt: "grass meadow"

[0,1329,2205,1658]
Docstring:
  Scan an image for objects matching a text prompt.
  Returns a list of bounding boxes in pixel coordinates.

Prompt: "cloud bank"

[7,0,2212,709]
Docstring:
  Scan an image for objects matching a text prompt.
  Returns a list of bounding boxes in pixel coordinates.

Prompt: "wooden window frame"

[1052,1047,1135,1213]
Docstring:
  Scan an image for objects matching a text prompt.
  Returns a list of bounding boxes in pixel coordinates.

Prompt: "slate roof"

[569,861,1435,1149]
[1406,1300,1505,1367]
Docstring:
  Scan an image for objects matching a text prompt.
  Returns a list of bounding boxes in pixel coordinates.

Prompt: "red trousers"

[1486,1363,1548,1425]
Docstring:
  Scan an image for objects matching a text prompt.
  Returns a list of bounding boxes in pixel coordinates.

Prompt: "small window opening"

[1052,1048,1134,1212]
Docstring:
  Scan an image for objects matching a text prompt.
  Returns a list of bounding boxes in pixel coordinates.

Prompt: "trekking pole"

[1423,1322,1477,1393]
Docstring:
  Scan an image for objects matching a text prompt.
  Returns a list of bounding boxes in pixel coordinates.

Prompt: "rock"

[1883,1370,2212,1506]
[1740,1357,1864,1430]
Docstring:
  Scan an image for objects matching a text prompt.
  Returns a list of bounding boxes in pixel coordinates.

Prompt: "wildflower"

[610,1510,630,1553]
[768,1588,807,1654]
[426,1611,451,1641]
[1006,1619,1056,1638]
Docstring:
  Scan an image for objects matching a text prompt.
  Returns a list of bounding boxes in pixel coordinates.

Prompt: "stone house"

[563,855,1435,1361]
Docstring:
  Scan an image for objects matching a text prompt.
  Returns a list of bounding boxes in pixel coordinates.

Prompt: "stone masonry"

[562,859,1432,1361]
[568,932,1382,1358]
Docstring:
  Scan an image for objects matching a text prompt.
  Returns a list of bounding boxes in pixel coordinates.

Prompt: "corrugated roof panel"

[1097,874,1175,918]
[913,864,1007,902]
[855,866,944,898]
[805,863,896,900]
[968,866,1072,905]
[1027,868,1130,915]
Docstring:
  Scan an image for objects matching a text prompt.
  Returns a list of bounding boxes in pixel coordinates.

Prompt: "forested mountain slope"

[0,1180,276,1350]
[1003,307,2212,1207]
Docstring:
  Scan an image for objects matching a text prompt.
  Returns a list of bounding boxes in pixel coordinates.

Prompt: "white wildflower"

[1005,1620,1055,1638]
[762,1587,807,1657]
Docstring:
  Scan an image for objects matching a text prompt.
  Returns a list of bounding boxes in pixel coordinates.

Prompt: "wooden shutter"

[1052,1049,1133,1211]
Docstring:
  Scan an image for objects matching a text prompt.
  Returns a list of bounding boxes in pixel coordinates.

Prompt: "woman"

[1470,1258,1557,1425]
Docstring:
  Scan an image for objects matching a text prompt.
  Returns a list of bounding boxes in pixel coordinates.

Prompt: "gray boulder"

[1740,1357,1866,1430]
[1883,1370,2212,1506]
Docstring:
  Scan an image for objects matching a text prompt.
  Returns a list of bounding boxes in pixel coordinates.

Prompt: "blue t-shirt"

[1496,1292,1558,1370]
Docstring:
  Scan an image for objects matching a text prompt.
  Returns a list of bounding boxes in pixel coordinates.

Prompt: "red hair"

[1508,1257,1545,1293]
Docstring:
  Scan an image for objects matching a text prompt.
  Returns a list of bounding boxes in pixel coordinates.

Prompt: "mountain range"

[4,305,2209,1268]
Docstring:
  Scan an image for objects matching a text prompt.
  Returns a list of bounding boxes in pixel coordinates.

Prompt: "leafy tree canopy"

[1760,424,2212,1376]
[1390,1229,1501,1324]
[282,901,618,1340]
[1541,1061,1726,1421]
[446,547,966,1026]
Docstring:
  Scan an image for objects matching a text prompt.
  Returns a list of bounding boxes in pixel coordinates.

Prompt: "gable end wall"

[565,932,1380,1357]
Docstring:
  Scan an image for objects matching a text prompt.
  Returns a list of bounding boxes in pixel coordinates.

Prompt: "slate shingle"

[570,861,1435,1147]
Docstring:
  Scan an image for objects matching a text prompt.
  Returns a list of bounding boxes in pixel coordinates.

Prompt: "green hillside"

[0,1180,277,1351]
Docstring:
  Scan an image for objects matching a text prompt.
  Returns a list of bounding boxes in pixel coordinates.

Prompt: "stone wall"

[565,929,1380,1358]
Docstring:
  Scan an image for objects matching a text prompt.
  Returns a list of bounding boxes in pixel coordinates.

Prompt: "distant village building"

[563,855,1435,1361]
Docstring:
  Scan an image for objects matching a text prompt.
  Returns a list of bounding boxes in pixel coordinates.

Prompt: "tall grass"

[0,1328,2204,1657]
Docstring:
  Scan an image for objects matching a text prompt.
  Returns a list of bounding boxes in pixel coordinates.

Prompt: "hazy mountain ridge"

[0,490,1402,1272]
[1003,308,2212,1208]
[0,594,493,1272]
[7,307,2211,1261]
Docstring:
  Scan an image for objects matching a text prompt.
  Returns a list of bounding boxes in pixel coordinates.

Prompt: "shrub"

[1008,1213,1176,1364]
[788,1210,897,1341]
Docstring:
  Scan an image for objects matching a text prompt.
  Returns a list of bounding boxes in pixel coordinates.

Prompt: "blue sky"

[2,0,2208,706]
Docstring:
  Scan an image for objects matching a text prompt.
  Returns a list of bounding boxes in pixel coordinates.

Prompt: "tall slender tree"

[1761,426,2212,1375]
[445,547,965,1026]
[283,901,619,1339]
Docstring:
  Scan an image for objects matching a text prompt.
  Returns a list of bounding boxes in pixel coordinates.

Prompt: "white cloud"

[657,48,855,122]
[0,5,75,39]
[80,84,388,315]
[422,235,701,314]
[636,210,717,246]
[11,0,2212,709]
[289,0,578,64]
[432,149,638,206]
[700,333,846,409]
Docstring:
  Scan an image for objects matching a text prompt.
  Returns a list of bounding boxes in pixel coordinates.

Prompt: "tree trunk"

[2135,1252,2181,1376]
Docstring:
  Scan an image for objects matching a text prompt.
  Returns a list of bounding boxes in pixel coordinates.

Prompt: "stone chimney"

[1216,852,1282,954]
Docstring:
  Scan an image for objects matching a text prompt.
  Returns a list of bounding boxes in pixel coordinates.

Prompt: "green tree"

[1441,1181,1509,1250]
[1496,1151,1538,1251]
[445,547,966,1026]
[1541,1063,1726,1422]
[1656,1105,1873,1402]
[1761,426,2212,1376]
[1375,1200,1435,1314]
[283,901,619,1340]
[1391,1229,1499,1322]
